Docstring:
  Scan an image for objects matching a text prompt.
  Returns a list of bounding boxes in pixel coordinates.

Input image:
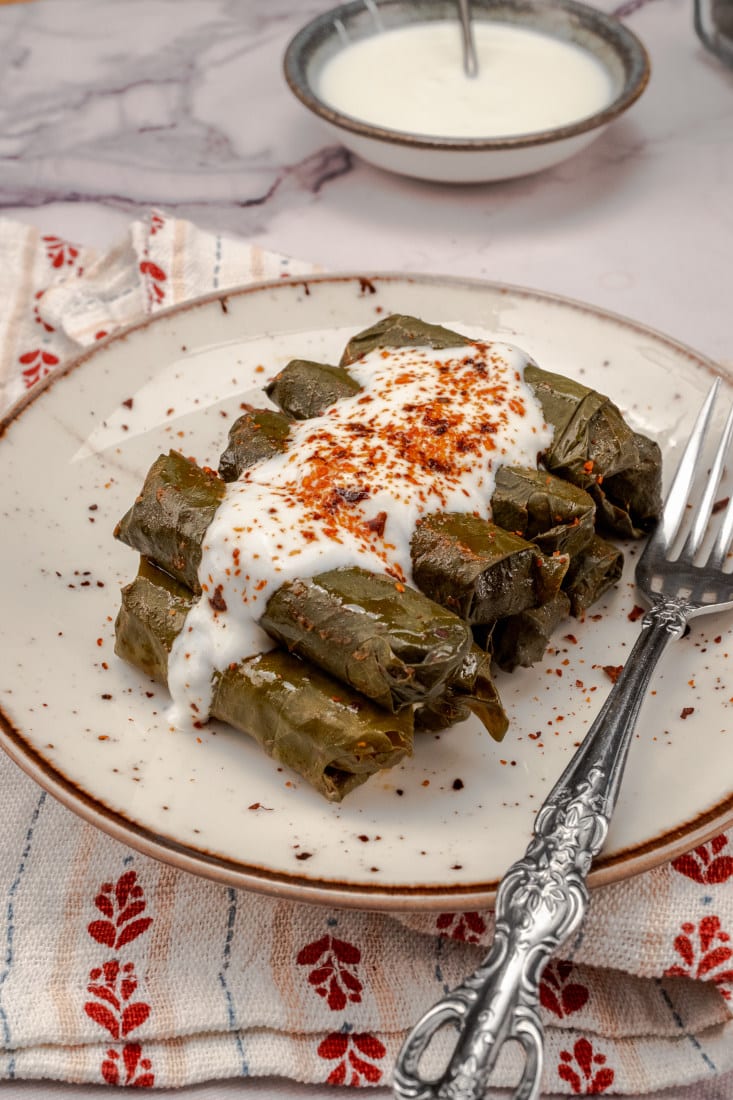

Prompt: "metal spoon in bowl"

[458,0,479,76]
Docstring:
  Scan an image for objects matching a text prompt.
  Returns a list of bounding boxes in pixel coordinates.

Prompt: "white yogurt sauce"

[167,340,552,726]
[317,21,615,139]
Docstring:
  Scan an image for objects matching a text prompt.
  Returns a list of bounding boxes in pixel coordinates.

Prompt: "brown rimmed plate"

[1,273,731,911]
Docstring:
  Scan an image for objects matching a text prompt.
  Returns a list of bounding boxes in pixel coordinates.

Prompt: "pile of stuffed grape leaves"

[114,314,661,800]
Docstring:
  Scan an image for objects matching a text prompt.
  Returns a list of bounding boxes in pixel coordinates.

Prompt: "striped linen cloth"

[0,211,732,1095]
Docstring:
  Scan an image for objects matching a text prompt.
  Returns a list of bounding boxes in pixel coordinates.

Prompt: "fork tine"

[708,412,733,567]
[681,400,733,559]
[659,378,720,549]
[709,494,733,569]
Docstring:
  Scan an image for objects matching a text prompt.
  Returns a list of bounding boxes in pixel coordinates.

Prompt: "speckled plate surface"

[1,273,732,911]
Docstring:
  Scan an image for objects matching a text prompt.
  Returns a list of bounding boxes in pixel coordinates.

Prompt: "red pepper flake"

[122,397,134,409]
[365,511,387,537]
[583,459,594,473]
[680,706,695,720]
[713,497,730,514]
[248,802,273,811]
[628,605,645,622]
[452,778,464,790]
[602,665,624,684]
[208,585,227,612]
[563,634,578,644]
[96,638,103,647]
[334,485,369,504]
[295,851,313,861]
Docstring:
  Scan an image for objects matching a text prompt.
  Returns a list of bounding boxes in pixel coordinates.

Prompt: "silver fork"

[393,378,733,1100]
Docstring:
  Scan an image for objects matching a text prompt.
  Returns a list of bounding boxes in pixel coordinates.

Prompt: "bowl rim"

[282,0,651,152]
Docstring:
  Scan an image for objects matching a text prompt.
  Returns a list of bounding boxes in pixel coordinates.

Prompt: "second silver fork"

[393,379,733,1100]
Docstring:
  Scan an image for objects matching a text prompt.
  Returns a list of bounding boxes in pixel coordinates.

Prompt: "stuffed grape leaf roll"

[594,432,663,537]
[410,512,567,624]
[115,559,413,802]
[114,450,225,594]
[260,566,472,713]
[523,363,662,537]
[415,644,508,741]
[218,406,291,482]
[491,592,572,672]
[563,534,624,617]
[339,314,471,365]
[265,359,360,419]
[490,465,596,559]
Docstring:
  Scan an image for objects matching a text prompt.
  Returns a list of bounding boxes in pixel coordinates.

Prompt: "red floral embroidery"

[42,234,79,269]
[296,933,363,1011]
[539,961,589,1018]
[317,1031,386,1085]
[558,1037,615,1094]
[149,213,165,236]
[665,915,733,998]
[101,1043,154,1087]
[32,290,55,333]
[672,835,733,885]
[435,911,487,943]
[87,868,152,950]
[84,959,150,1038]
[85,870,155,1087]
[139,260,166,305]
[19,347,60,388]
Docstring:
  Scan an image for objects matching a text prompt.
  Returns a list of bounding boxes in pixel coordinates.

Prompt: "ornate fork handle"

[393,597,690,1100]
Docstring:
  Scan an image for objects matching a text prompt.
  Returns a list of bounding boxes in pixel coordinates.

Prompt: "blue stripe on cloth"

[656,978,717,1074]
[218,887,248,1075]
[0,791,47,1078]
[212,235,222,290]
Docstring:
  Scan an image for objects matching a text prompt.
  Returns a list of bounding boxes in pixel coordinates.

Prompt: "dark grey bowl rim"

[283,0,651,152]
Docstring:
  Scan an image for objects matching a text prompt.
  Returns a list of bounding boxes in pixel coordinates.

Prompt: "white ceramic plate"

[1,274,731,911]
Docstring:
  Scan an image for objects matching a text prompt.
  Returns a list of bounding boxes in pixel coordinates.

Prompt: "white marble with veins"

[0,0,732,369]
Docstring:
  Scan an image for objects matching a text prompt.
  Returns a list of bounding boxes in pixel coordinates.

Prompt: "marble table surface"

[1,0,732,370]
[1,0,732,1097]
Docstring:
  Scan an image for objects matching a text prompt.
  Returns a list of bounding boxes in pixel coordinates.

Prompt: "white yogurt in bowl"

[318,21,615,140]
[283,0,650,183]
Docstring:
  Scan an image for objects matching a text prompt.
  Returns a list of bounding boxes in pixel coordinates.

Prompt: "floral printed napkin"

[0,212,732,1096]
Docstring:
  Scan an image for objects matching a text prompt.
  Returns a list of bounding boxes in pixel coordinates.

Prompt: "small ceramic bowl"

[283,0,650,184]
